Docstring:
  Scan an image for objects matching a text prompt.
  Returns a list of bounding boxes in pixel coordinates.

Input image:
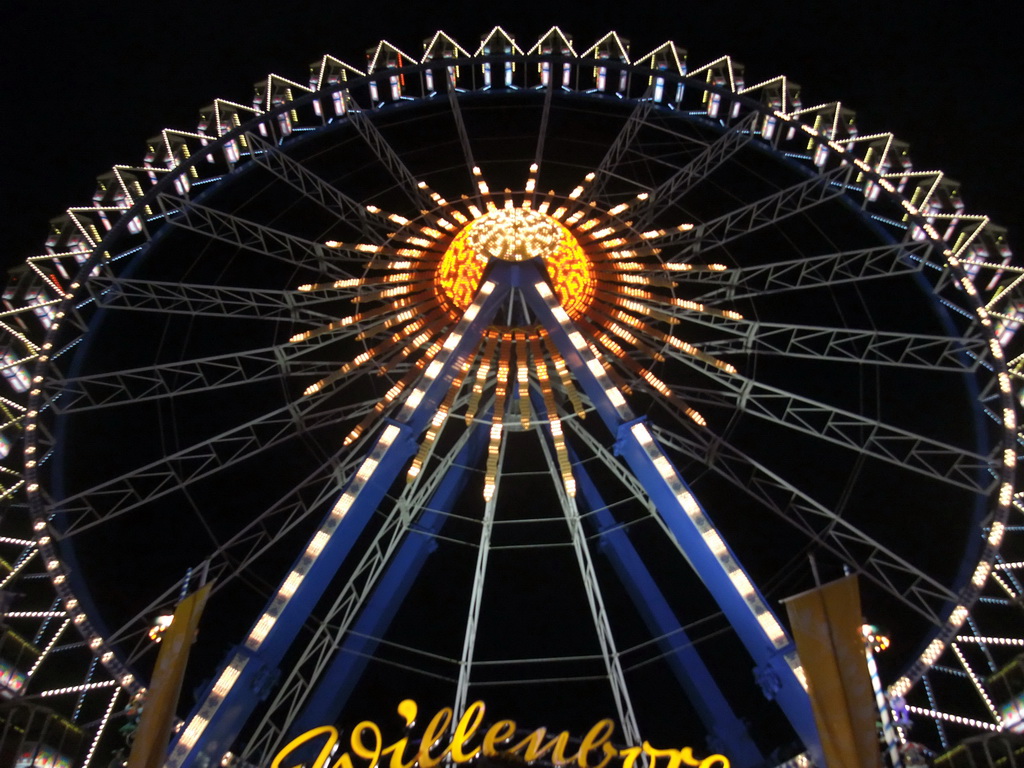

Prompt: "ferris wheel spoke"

[453,426,502,725]
[346,110,435,211]
[84,277,340,324]
[242,422,488,764]
[52,396,375,539]
[531,69,555,174]
[445,69,480,194]
[679,240,936,302]
[691,320,986,372]
[657,358,996,492]
[723,375,996,492]
[585,99,662,202]
[534,419,644,746]
[46,345,290,413]
[243,130,399,242]
[651,337,995,489]
[589,97,716,202]
[632,110,759,232]
[43,344,347,414]
[111,450,361,658]
[656,163,857,254]
[154,193,358,276]
[652,422,960,626]
[198,452,362,599]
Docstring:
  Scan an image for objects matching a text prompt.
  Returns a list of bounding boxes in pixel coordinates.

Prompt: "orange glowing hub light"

[435,207,594,318]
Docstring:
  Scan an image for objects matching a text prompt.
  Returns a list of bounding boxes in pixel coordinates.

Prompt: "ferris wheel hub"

[436,202,594,317]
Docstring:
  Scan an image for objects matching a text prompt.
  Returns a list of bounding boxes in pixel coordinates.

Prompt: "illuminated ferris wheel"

[1,26,1023,768]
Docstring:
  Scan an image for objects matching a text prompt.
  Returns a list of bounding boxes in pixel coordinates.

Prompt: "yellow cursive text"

[270,700,729,768]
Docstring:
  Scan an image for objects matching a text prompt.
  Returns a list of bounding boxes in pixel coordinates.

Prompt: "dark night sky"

[1,1,1020,271]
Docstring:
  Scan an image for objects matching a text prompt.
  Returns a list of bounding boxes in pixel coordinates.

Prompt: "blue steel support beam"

[287,422,490,736]
[524,382,759,761]
[570,449,763,767]
[168,277,511,768]
[517,260,821,760]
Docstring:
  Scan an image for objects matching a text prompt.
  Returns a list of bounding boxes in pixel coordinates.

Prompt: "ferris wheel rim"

[28,67,1017,709]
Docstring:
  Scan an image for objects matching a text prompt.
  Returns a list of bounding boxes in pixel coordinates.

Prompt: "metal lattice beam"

[156,194,356,276]
[46,345,290,412]
[586,99,655,202]
[656,163,857,253]
[690,321,985,372]
[85,277,338,323]
[245,130,396,242]
[661,362,996,493]
[681,241,936,302]
[52,397,373,537]
[653,421,961,626]
[633,110,759,231]
[347,110,436,211]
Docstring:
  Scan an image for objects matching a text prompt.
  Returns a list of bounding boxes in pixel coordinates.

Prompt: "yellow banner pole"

[783,574,880,768]
[127,583,213,768]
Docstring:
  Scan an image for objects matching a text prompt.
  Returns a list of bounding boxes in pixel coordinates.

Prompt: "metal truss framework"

[0,27,1020,768]
[682,240,939,301]
[243,130,396,243]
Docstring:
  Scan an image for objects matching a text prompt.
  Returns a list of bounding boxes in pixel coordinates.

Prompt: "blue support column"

[517,262,821,761]
[571,451,764,766]
[287,423,490,736]
[168,278,512,768]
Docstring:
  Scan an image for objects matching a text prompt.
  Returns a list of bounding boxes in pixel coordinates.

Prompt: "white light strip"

[167,654,249,766]
[38,679,118,697]
[179,715,210,750]
[989,520,1005,547]
[972,560,992,587]
[955,635,1024,646]
[862,632,902,768]
[992,571,1019,599]
[533,280,631,418]
[246,612,277,649]
[0,536,33,546]
[0,547,37,590]
[398,281,495,423]
[80,687,121,768]
[951,643,1001,722]
[26,617,71,679]
[629,421,794,662]
[903,704,1000,732]
[246,423,402,652]
[212,659,246,698]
